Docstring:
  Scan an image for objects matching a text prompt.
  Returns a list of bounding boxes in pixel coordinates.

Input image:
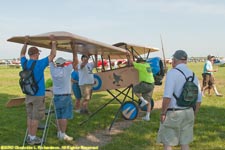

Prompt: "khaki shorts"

[157,108,194,146]
[25,95,45,120]
[202,73,214,89]
[80,84,93,100]
[133,82,154,101]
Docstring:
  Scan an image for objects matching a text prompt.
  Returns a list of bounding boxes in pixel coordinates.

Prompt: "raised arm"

[48,35,57,62]
[126,51,133,66]
[93,54,98,68]
[71,41,79,70]
[20,36,29,58]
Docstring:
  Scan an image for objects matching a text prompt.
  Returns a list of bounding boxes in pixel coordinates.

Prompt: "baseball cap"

[136,57,145,63]
[173,50,188,60]
[55,57,66,65]
[207,54,215,60]
[28,47,41,56]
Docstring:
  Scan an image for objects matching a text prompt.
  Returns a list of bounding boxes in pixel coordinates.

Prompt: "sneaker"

[140,99,149,107]
[216,94,223,97]
[63,134,73,141]
[80,109,90,115]
[74,109,81,113]
[26,136,31,144]
[59,134,73,141]
[142,116,150,121]
[27,136,42,145]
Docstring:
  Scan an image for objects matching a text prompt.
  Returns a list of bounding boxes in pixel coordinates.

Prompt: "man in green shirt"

[129,57,155,121]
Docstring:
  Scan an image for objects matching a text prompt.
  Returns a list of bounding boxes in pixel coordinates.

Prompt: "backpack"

[147,57,165,85]
[19,60,39,95]
[173,68,198,107]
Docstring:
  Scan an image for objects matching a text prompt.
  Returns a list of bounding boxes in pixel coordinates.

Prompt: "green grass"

[0,63,225,149]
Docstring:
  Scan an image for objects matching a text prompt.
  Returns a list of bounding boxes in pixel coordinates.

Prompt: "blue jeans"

[53,95,73,119]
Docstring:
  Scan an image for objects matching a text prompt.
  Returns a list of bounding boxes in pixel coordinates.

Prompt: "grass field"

[0,62,225,150]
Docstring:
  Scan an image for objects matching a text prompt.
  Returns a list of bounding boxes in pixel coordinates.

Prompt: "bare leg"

[202,86,209,96]
[164,145,172,150]
[213,85,223,96]
[181,144,189,150]
[75,99,80,110]
[58,119,67,133]
[27,118,39,136]
[82,99,89,110]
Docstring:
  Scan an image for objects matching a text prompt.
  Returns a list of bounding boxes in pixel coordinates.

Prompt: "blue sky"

[1,0,225,59]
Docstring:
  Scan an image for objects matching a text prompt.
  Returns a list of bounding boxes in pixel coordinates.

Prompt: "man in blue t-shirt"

[20,38,56,145]
[71,70,82,113]
[202,55,223,97]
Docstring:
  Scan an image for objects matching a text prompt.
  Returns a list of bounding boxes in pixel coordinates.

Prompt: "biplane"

[7,31,166,130]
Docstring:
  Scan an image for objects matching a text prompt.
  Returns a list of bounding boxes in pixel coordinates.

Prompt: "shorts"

[72,83,82,99]
[53,95,73,119]
[80,84,93,100]
[25,95,45,120]
[157,108,194,146]
[133,82,154,101]
[202,73,214,89]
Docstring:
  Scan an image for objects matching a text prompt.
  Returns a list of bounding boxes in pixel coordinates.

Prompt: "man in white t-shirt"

[77,54,97,114]
[49,42,78,141]
[50,57,74,141]
[157,50,202,150]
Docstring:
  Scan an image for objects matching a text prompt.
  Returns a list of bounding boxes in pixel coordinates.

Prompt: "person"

[50,42,78,141]
[77,54,97,114]
[202,55,223,97]
[157,50,202,150]
[117,61,123,68]
[71,69,82,113]
[128,55,155,121]
[20,38,56,145]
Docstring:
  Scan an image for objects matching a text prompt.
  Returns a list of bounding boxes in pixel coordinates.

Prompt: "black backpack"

[19,60,39,95]
[173,68,198,107]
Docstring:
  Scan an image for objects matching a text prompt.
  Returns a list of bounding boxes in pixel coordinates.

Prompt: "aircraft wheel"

[121,101,139,120]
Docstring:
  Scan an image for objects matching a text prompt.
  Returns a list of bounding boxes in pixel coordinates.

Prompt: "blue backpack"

[146,57,165,85]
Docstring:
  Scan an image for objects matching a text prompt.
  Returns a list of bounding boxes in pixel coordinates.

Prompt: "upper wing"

[113,42,159,58]
[7,31,128,58]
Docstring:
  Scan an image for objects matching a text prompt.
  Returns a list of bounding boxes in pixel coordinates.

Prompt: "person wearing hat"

[49,42,78,141]
[157,50,202,150]
[20,38,57,145]
[127,55,155,121]
[202,55,223,97]
[77,54,97,114]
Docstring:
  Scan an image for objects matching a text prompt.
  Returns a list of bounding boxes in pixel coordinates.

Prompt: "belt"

[54,94,71,96]
[202,73,211,75]
[167,107,190,111]
[141,81,151,85]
